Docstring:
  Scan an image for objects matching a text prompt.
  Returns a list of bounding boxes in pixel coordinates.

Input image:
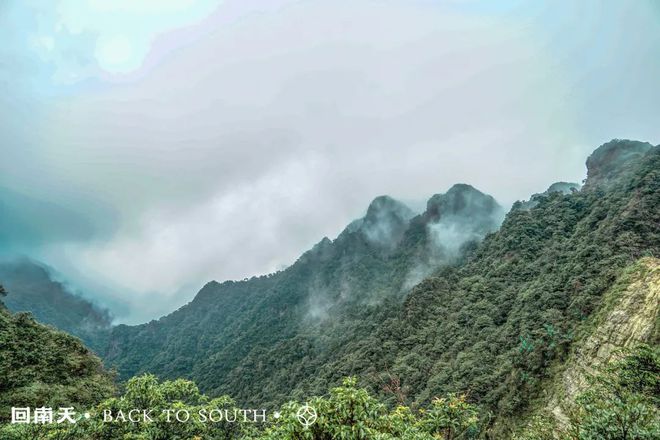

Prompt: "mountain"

[0,259,112,352]
[102,183,504,405]
[348,195,415,249]
[0,291,114,423]
[0,139,656,439]
[584,138,654,188]
[515,181,581,211]
[102,139,658,434]
[286,139,659,435]
[545,181,581,194]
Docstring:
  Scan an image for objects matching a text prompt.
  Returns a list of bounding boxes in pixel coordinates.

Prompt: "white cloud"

[1,0,659,322]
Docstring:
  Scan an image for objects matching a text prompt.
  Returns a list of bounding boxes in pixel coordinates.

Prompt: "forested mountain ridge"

[288,139,659,435]
[0,259,112,353]
[0,139,657,439]
[102,183,504,404]
[100,139,660,427]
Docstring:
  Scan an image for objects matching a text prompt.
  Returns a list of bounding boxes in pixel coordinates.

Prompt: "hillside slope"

[279,140,660,433]
[522,257,659,432]
[103,184,504,405]
[103,139,658,435]
[511,257,659,438]
[0,290,115,422]
[0,259,112,352]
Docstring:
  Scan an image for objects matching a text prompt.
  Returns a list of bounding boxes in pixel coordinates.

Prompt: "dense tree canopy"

[103,184,504,407]
[518,345,660,440]
[98,142,659,436]
[0,305,114,424]
[1,140,658,439]
[1,346,656,439]
[0,374,484,440]
[0,261,112,353]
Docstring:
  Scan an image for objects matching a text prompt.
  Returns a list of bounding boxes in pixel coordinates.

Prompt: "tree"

[259,377,482,440]
[567,345,659,440]
[420,394,480,440]
[519,345,660,440]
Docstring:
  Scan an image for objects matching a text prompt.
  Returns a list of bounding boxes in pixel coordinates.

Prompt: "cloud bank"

[1,0,659,323]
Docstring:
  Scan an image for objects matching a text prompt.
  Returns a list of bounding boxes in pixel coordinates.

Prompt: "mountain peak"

[514,181,581,211]
[585,139,653,188]
[425,183,500,221]
[546,181,580,194]
[359,196,414,248]
[364,195,414,223]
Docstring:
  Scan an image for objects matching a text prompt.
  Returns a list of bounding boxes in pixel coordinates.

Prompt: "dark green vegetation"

[0,139,658,439]
[0,260,111,352]
[0,290,115,423]
[103,184,504,405]
[516,181,581,211]
[1,346,656,439]
[0,373,483,440]
[519,345,659,439]
[298,140,659,435]
[102,140,658,423]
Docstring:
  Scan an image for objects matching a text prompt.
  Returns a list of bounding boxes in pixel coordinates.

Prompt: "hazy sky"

[1,0,659,323]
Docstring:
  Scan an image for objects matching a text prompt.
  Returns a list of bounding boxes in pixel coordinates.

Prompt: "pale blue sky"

[1,0,658,322]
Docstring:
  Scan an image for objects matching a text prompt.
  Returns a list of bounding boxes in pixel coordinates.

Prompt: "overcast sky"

[1,0,659,323]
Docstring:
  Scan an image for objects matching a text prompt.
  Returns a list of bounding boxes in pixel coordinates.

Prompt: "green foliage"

[103,185,502,408]
[614,344,659,400]
[0,307,115,423]
[569,345,659,440]
[300,145,659,434]
[0,374,257,440]
[1,375,483,440]
[0,141,658,439]
[419,394,481,439]
[519,345,660,440]
[260,378,482,440]
[100,143,659,436]
[16,351,647,440]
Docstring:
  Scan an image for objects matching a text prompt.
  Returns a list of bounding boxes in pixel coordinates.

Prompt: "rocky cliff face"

[584,139,653,189]
[515,181,581,211]
[543,257,659,426]
[350,195,415,249]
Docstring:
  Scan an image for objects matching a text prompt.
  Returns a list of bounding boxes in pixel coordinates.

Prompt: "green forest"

[0,309,657,440]
[1,140,659,439]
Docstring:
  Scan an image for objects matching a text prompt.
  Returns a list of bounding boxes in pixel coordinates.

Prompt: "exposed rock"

[424,183,500,223]
[546,181,580,195]
[359,195,415,248]
[546,257,660,426]
[584,139,653,188]
[515,181,581,211]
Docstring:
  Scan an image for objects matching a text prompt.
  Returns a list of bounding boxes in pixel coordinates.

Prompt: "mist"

[1,0,659,323]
